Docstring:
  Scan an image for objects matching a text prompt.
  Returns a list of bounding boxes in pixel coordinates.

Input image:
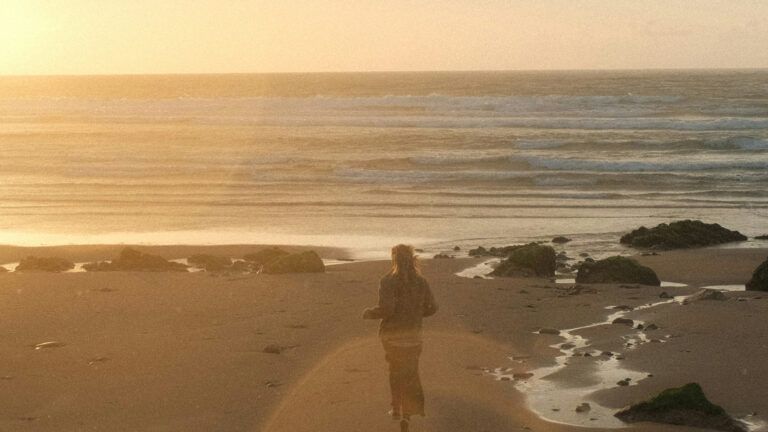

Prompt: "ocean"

[1,70,767,258]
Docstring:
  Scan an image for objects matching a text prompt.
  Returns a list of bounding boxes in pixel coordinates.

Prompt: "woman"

[363,244,438,430]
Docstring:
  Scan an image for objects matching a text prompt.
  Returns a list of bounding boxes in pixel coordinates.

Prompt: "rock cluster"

[187,254,232,272]
[15,256,75,272]
[490,243,556,277]
[615,383,747,432]
[84,248,188,272]
[620,220,747,249]
[576,256,660,286]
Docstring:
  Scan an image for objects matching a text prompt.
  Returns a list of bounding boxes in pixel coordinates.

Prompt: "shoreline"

[1,241,767,431]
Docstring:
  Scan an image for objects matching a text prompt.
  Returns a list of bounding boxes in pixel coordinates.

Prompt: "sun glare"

[0,2,48,73]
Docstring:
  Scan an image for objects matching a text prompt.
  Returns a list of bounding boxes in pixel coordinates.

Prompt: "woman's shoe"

[399,418,410,432]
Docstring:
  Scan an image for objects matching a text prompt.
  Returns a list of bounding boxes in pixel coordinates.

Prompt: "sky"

[2,0,768,75]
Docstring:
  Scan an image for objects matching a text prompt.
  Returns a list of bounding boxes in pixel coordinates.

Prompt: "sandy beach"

[0,244,765,431]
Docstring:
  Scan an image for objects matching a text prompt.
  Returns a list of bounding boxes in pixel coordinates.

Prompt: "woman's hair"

[390,244,421,281]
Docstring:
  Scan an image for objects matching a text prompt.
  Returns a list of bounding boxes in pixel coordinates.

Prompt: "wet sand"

[0,245,766,431]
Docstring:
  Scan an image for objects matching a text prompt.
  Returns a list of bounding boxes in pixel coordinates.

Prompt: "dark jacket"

[364,272,438,344]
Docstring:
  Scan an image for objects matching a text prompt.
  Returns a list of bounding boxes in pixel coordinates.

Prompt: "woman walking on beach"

[363,244,438,431]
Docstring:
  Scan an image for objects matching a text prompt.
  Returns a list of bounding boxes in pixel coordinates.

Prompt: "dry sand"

[0,245,766,432]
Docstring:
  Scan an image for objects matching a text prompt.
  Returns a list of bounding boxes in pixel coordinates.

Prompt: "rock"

[620,220,747,250]
[613,305,633,311]
[645,323,659,331]
[538,327,560,335]
[433,253,453,259]
[262,251,325,274]
[187,254,232,272]
[746,256,768,291]
[513,372,534,380]
[243,247,290,266]
[230,260,257,273]
[579,252,590,257]
[755,234,768,240]
[687,289,728,301]
[659,291,673,299]
[15,256,74,272]
[552,236,572,244]
[617,378,631,386]
[490,243,556,277]
[612,318,634,326]
[84,248,188,272]
[453,246,461,251]
[263,344,283,354]
[614,383,747,432]
[575,403,591,413]
[576,256,660,286]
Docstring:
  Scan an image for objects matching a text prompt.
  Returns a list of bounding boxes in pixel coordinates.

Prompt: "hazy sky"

[2,0,768,75]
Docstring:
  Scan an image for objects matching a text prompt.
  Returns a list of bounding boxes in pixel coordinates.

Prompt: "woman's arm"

[362,278,396,319]
[422,280,438,317]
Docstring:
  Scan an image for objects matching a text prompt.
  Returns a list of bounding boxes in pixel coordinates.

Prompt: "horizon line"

[2,66,768,78]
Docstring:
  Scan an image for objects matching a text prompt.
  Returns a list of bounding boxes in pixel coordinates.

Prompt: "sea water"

[1,71,767,256]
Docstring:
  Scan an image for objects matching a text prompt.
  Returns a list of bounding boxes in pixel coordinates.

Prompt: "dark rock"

[755,234,768,240]
[15,256,74,272]
[617,378,631,386]
[513,372,534,380]
[645,323,659,331]
[187,254,232,272]
[584,257,595,263]
[490,243,556,278]
[620,220,747,250]
[243,247,289,266]
[746,256,768,291]
[575,403,591,413]
[538,328,560,335]
[552,236,572,244]
[263,344,283,354]
[453,246,461,251]
[433,253,453,259]
[613,318,634,326]
[579,252,590,257]
[576,256,660,286]
[84,248,187,272]
[262,251,325,274]
[686,289,728,302]
[615,383,747,432]
[230,260,257,273]
[659,291,673,299]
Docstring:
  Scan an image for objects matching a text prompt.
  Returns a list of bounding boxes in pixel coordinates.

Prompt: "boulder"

[453,246,461,251]
[552,236,572,244]
[187,254,232,272]
[620,220,747,250]
[615,383,747,432]
[746,256,768,291]
[15,256,74,272]
[755,234,768,240]
[685,289,728,302]
[490,243,556,277]
[84,248,187,272]
[576,256,660,286]
[262,251,325,274]
[433,253,453,259]
[243,247,290,266]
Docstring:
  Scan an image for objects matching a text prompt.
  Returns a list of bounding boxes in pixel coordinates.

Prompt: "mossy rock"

[15,256,75,272]
[620,220,747,249]
[746,256,768,291]
[576,256,660,286]
[243,247,290,266]
[615,383,746,432]
[262,250,325,274]
[490,243,556,277]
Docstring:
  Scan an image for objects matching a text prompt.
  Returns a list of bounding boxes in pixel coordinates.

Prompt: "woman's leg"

[400,344,425,417]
